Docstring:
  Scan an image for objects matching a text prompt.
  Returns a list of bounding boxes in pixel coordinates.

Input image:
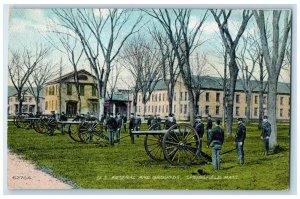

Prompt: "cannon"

[132,123,212,166]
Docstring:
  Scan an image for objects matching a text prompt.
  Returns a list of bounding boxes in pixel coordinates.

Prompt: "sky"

[7,8,291,88]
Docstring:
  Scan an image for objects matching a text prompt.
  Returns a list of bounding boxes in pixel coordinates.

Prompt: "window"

[174,93,176,101]
[45,87,48,96]
[255,96,258,104]
[159,105,161,113]
[22,105,28,113]
[159,94,161,101]
[216,106,220,115]
[163,93,165,101]
[185,92,188,101]
[45,101,48,110]
[78,75,88,80]
[180,104,183,114]
[148,106,150,112]
[29,97,32,102]
[138,106,141,113]
[236,106,240,116]
[205,105,210,114]
[166,105,169,113]
[180,92,183,101]
[152,106,154,113]
[254,108,258,116]
[280,97,284,105]
[162,105,164,113]
[216,93,220,102]
[24,97,28,102]
[155,106,157,113]
[184,104,187,114]
[280,109,283,117]
[92,103,97,112]
[263,96,267,104]
[139,95,141,102]
[56,100,58,110]
[67,84,72,95]
[236,94,240,103]
[206,92,210,102]
[79,85,85,96]
[92,86,97,96]
[55,85,58,95]
[155,94,157,102]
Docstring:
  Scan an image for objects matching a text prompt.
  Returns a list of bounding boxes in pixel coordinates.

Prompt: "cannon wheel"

[78,118,109,145]
[67,124,82,142]
[14,114,30,129]
[144,123,164,161]
[36,116,58,135]
[163,123,201,166]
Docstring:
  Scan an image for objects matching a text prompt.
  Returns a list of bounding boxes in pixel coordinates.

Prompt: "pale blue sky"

[8,8,291,87]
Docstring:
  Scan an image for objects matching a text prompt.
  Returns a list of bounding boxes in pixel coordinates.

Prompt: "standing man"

[194,115,205,148]
[165,113,176,129]
[135,115,142,138]
[107,113,117,145]
[235,118,246,164]
[116,113,123,143]
[208,119,224,170]
[59,112,68,134]
[261,116,272,156]
[147,115,154,128]
[206,115,213,147]
[122,113,127,132]
[129,113,136,144]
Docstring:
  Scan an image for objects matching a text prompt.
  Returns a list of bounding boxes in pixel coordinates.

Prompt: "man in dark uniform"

[165,113,176,129]
[206,115,213,147]
[193,115,205,147]
[135,115,142,138]
[59,112,68,134]
[106,113,118,145]
[235,118,246,164]
[261,115,272,156]
[156,114,162,129]
[129,113,136,144]
[208,119,224,170]
[147,115,154,128]
[116,113,123,143]
[122,113,127,132]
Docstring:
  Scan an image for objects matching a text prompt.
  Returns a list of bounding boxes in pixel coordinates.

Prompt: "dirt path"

[7,151,73,189]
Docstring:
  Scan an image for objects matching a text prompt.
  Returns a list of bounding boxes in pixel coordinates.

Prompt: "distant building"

[8,88,44,115]
[104,89,131,116]
[132,75,290,120]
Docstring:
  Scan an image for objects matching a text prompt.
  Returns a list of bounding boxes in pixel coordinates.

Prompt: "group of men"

[193,115,272,170]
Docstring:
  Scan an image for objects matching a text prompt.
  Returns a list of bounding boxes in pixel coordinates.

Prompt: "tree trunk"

[18,91,23,114]
[258,55,264,129]
[226,58,239,135]
[245,91,251,122]
[188,90,195,123]
[268,76,278,148]
[195,93,200,116]
[168,97,173,115]
[143,102,147,117]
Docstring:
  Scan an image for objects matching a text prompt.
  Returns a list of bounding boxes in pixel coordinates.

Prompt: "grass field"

[7,122,290,190]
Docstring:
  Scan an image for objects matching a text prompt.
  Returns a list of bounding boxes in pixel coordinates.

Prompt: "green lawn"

[7,122,290,190]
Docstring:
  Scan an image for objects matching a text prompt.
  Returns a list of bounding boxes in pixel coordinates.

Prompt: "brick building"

[132,75,290,120]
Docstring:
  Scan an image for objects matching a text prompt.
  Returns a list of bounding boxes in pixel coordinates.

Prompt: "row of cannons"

[13,113,212,167]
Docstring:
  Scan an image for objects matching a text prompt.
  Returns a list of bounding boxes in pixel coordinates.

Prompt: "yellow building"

[133,76,290,121]
[44,70,98,116]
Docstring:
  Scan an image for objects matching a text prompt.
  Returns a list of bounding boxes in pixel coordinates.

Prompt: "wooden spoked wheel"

[144,123,165,161]
[163,123,201,166]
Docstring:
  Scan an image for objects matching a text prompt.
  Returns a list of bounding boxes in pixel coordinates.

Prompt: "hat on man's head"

[237,118,243,122]
[263,115,268,119]
[195,115,202,119]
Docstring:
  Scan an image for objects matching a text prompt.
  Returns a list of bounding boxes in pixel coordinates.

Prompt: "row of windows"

[67,84,97,97]
[45,100,58,110]
[145,91,290,106]
[9,97,33,103]
[138,104,290,118]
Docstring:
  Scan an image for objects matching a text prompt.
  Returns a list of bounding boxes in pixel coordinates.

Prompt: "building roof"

[105,91,131,102]
[8,86,44,98]
[45,69,97,85]
[153,76,290,95]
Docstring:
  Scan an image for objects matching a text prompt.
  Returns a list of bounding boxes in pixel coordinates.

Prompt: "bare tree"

[144,9,208,122]
[121,36,162,117]
[150,26,180,115]
[8,44,50,114]
[191,53,208,115]
[45,28,84,114]
[106,63,122,101]
[210,9,253,135]
[52,9,143,118]
[27,60,57,114]
[253,10,291,148]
